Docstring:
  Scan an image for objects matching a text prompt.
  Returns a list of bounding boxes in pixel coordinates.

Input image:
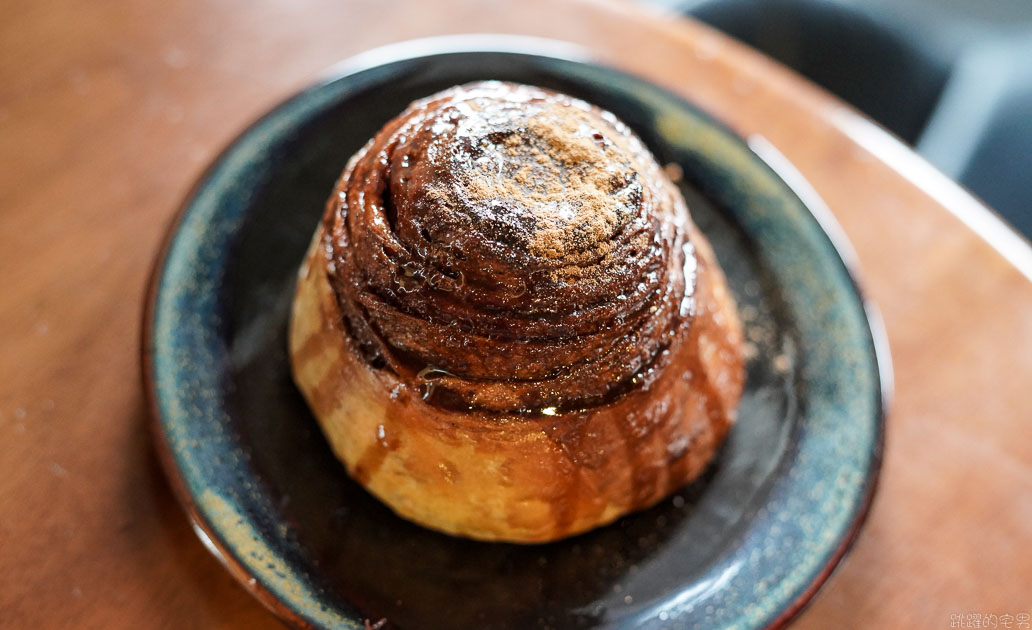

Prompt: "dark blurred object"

[666,0,1032,237]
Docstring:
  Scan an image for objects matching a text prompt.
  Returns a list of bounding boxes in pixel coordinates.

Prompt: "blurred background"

[653,0,1032,237]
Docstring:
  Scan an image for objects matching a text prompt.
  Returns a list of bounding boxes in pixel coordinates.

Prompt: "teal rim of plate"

[146,36,889,630]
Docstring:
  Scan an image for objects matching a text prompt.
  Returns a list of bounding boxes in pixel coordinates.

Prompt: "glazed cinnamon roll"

[290,82,744,543]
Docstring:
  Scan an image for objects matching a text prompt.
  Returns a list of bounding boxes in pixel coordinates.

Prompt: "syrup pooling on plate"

[323,81,698,414]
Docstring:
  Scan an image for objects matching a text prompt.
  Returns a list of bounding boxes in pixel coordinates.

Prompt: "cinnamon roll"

[289,82,744,543]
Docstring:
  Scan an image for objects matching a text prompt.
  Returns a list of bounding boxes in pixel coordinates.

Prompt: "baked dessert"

[289,81,744,543]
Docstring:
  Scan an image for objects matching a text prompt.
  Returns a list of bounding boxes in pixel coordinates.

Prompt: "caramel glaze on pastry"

[290,81,744,543]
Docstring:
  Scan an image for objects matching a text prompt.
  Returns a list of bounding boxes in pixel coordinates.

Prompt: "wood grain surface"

[1,0,1030,628]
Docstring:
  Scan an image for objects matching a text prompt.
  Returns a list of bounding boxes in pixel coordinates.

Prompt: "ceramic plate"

[145,36,890,630]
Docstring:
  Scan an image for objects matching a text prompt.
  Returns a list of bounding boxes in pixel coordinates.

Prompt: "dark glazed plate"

[145,36,890,630]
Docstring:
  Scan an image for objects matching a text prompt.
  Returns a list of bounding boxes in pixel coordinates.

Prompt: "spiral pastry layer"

[325,82,695,413]
[290,82,744,542]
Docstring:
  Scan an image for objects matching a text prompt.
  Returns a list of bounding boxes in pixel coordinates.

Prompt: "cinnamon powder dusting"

[443,100,641,260]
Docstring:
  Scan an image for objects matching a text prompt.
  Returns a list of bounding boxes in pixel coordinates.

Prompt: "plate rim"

[142,34,891,630]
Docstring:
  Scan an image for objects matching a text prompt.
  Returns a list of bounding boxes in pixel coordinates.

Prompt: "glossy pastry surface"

[290,81,744,542]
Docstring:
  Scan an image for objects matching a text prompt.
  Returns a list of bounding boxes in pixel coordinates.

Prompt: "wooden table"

[2,0,1030,627]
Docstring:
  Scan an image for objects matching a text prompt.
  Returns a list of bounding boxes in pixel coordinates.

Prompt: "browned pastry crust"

[289,82,744,543]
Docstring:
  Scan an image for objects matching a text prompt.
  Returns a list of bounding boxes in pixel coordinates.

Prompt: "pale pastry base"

[289,225,743,543]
